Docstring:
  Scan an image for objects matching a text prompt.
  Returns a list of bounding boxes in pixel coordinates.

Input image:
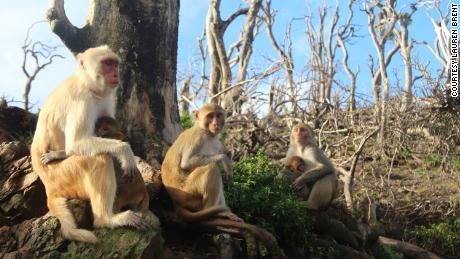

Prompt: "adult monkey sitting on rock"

[162,103,285,258]
[282,123,338,210]
[31,46,149,244]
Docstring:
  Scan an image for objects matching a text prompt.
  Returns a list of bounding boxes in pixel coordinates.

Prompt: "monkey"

[161,103,237,222]
[41,116,149,213]
[285,155,306,179]
[285,123,338,210]
[31,46,149,244]
[95,116,126,140]
[161,103,285,258]
[279,155,312,199]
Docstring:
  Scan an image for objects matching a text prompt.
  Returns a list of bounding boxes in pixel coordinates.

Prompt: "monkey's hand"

[119,143,137,182]
[41,150,67,164]
[292,177,307,192]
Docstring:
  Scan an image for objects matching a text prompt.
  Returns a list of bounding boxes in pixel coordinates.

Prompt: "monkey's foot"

[123,211,150,230]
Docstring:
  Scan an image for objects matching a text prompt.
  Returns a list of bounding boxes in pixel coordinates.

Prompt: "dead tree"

[364,1,398,144]
[222,0,262,114]
[393,4,418,112]
[21,21,63,111]
[47,0,181,163]
[179,75,193,114]
[206,0,261,109]
[337,127,379,211]
[337,0,359,126]
[262,0,296,114]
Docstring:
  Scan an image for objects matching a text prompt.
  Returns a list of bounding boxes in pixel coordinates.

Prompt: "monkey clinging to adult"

[285,123,338,210]
[161,104,285,257]
[31,46,149,244]
[280,155,312,199]
[40,116,149,213]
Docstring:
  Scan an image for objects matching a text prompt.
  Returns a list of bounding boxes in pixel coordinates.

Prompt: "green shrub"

[180,112,193,129]
[409,219,460,255]
[371,244,403,259]
[225,151,314,248]
[424,154,442,167]
[448,157,460,172]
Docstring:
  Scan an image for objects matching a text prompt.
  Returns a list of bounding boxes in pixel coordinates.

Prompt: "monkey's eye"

[102,59,118,67]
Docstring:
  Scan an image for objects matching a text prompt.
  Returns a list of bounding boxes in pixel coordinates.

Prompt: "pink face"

[292,126,309,143]
[205,111,224,136]
[101,58,119,86]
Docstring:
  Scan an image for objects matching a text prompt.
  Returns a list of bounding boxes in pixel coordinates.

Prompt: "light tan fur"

[31,46,148,243]
[41,116,149,212]
[285,123,338,210]
[161,103,237,222]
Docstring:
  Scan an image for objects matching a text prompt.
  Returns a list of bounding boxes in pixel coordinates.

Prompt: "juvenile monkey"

[161,104,284,257]
[31,46,148,244]
[285,155,306,179]
[281,155,312,199]
[285,123,338,210]
[41,116,149,212]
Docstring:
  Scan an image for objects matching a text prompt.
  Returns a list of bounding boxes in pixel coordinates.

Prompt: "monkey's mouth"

[209,127,221,134]
[108,80,119,86]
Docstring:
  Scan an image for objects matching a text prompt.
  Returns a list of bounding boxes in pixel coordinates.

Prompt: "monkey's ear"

[192,110,199,120]
[76,54,86,70]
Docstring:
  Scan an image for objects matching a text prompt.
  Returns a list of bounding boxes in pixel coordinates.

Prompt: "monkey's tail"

[48,197,99,243]
[176,205,229,222]
[201,218,286,259]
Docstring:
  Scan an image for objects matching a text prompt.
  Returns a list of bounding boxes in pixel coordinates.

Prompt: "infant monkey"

[282,156,312,199]
[41,116,149,212]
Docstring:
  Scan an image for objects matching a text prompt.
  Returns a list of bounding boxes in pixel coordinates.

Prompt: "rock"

[0,211,164,259]
[136,156,162,201]
[0,142,47,226]
[0,141,29,163]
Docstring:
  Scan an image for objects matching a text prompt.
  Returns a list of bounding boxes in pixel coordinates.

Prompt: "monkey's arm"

[41,150,68,164]
[180,142,233,182]
[293,147,335,190]
[181,152,226,171]
[297,167,333,183]
[64,104,137,176]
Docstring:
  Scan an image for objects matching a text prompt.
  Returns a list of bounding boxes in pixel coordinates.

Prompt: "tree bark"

[47,0,181,163]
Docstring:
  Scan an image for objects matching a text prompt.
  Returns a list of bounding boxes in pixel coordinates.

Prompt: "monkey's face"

[194,104,226,137]
[76,46,121,95]
[286,156,306,176]
[204,111,224,136]
[100,58,120,87]
[292,126,310,144]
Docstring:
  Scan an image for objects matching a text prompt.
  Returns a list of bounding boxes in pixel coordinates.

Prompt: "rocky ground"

[1,104,458,258]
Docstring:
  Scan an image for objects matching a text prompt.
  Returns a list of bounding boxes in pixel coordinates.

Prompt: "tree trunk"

[47,0,181,163]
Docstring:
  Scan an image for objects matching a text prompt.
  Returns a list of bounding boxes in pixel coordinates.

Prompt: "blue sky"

[0,0,449,111]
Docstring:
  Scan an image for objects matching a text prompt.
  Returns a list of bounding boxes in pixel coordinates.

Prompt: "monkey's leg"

[185,164,225,208]
[306,176,334,210]
[39,156,99,243]
[187,164,242,221]
[86,155,149,230]
[47,196,99,243]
